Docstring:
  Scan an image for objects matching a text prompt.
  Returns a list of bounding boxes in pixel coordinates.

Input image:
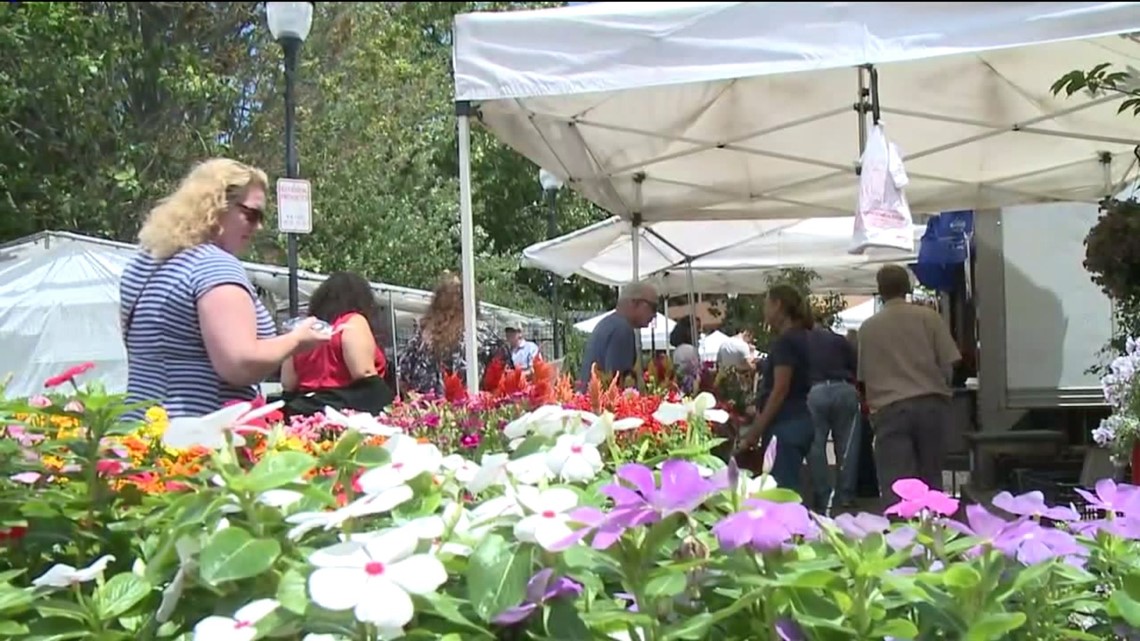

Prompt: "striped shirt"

[119,244,276,418]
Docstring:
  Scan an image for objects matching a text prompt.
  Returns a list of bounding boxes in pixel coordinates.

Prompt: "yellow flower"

[145,406,168,423]
[140,406,169,441]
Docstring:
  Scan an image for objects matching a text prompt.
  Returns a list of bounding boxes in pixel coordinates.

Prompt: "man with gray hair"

[578,282,659,385]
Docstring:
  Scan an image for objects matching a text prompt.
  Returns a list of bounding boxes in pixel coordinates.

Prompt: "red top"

[292,313,387,391]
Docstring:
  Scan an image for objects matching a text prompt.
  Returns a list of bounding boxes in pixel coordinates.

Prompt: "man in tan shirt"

[858,265,961,507]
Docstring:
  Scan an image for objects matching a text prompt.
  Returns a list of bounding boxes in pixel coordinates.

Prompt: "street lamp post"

[539,168,564,358]
[266,2,313,318]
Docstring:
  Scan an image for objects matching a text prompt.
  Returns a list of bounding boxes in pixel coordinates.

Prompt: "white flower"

[32,555,115,588]
[587,412,643,438]
[546,432,605,483]
[323,407,401,437]
[652,392,729,426]
[738,472,778,496]
[513,487,579,550]
[356,504,476,557]
[465,453,510,494]
[212,475,305,511]
[506,452,554,485]
[286,485,413,540]
[440,454,479,485]
[357,434,443,493]
[163,401,284,450]
[193,599,279,641]
[503,405,589,440]
[308,528,447,629]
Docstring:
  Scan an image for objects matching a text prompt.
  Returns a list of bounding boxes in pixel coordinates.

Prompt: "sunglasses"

[235,203,265,226]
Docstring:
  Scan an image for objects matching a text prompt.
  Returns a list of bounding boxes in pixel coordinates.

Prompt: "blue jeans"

[761,413,814,497]
[806,381,861,511]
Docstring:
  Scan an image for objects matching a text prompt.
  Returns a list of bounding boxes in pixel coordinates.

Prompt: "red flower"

[0,525,27,545]
[96,459,127,477]
[482,357,505,392]
[44,362,95,388]
[443,372,468,403]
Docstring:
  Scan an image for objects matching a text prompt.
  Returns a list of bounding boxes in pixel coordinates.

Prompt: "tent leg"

[388,289,400,398]
[686,260,697,348]
[456,101,480,396]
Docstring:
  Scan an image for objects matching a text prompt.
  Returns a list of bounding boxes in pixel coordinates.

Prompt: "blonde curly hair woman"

[120,158,329,418]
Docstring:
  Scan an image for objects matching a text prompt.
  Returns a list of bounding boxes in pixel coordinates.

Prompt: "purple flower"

[712,499,815,552]
[993,520,1087,565]
[423,413,441,428]
[492,568,583,625]
[553,460,726,551]
[614,592,639,612]
[885,479,959,518]
[774,618,805,640]
[832,512,890,540]
[992,490,1079,522]
[1076,479,1140,516]
[946,504,1013,555]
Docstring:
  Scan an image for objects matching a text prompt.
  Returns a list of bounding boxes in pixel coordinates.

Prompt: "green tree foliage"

[709,268,848,350]
[0,2,612,314]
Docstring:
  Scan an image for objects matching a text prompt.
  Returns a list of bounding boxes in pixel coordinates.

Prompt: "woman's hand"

[288,317,333,354]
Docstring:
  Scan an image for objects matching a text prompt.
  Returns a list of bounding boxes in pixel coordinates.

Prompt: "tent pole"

[388,289,399,398]
[456,101,480,396]
[686,259,697,356]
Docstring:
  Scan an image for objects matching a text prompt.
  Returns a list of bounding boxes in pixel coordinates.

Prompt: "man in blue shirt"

[505,327,540,372]
[577,282,658,386]
[805,317,860,514]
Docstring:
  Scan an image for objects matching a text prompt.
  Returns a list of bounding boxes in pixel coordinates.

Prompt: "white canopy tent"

[451,1,1140,391]
[0,232,549,399]
[573,310,675,349]
[523,215,924,294]
[0,242,131,398]
[837,299,879,332]
[698,330,730,362]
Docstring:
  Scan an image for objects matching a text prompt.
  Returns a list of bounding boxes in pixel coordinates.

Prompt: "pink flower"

[10,472,42,484]
[64,400,85,414]
[96,460,128,477]
[885,479,959,518]
[28,395,51,408]
[460,433,481,449]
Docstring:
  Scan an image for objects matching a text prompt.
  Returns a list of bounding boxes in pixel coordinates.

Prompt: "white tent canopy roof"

[523,216,922,294]
[454,2,1140,221]
[0,232,548,331]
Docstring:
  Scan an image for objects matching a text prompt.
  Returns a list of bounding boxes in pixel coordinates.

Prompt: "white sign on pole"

[276,178,313,234]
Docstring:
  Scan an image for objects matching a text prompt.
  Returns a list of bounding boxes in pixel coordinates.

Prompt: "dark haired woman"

[733,284,815,494]
[280,271,394,416]
[669,316,701,394]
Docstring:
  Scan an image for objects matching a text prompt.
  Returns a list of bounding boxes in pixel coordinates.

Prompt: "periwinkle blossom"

[492,568,582,625]
[832,512,891,540]
[992,490,1079,522]
[1076,479,1140,516]
[946,504,1014,555]
[712,499,815,552]
[774,618,805,641]
[993,519,1088,566]
[884,479,959,518]
[551,460,725,551]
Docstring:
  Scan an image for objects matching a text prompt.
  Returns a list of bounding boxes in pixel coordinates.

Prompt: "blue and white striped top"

[119,244,277,418]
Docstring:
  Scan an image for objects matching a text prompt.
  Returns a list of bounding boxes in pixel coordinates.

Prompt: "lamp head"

[266,2,314,43]
[538,168,565,192]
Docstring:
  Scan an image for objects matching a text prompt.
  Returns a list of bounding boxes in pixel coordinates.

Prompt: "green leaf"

[964,612,1027,641]
[644,571,687,599]
[236,451,317,493]
[543,599,591,640]
[0,621,29,636]
[34,598,90,623]
[942,563,982,590]
[93,573,150,620]
[277,567,309,615]
[873,618,919,638]
[1111,590,1140,627]
[418,593,494,638]
[465,534,533,622]
[510,435,550,459]
[354,445,390,467]
[0,585,34,613]
[199,526,281,585]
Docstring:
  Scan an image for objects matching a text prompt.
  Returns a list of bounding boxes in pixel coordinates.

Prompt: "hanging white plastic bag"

[850,124,914,255]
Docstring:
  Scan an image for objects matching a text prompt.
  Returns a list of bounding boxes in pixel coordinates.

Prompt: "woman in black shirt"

[734,285,814,495]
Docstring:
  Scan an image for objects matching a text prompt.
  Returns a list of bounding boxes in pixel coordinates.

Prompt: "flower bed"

[2,364,1140,640]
